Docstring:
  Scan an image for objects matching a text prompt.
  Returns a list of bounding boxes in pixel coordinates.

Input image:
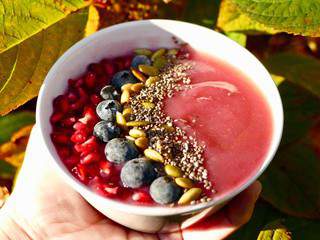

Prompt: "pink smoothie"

[164,51,273,198]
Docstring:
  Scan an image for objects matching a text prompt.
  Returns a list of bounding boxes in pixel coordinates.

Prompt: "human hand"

[0,127,261,240]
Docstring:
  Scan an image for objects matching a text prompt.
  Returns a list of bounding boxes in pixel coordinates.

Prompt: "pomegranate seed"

[53,95,69,113]
[78,87,89,102]
[85,72,96,89]
[104,185,119,195]
[67,91,78,102]
[75,136,97,154]
[57,147,71,158]
[81,152,100,164]
[99,161,112,177]
[101,59,115,76]
[74,77,84,88]
[51,133,69,145]
[132,191,152,203]
[70,101,84,111]
[96,75,109,89]
[115,57,124,70]
[73,122,87,131]
[64,155,79,167]
[123,56,133,68]
[88,63,104,75]
[75,164,87,182]
[74,144,83,153]
[71,130,88,143]
[50,112,63,124]
[79,107,97,126]
[90,94,102,105]
[61,117,77,127]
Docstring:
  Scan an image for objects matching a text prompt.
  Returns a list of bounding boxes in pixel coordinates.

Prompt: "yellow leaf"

[85,5,100,37]
[0,10,89,115]
[217,0,278,35]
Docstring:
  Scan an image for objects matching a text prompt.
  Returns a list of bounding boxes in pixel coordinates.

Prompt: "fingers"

[181,181,261,240]
[226,181,262,226]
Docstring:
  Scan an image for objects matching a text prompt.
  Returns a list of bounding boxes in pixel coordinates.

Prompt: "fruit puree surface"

[164,50,273,198]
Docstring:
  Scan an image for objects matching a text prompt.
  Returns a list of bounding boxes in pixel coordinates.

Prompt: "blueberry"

[105,138,139,164]
[96,100,122,122]
[111,70,138,90]
[93,121,120,142]
[120,158,157,188]
[100,85,114,100]
[150,177,182,204]
[131,55,152,69]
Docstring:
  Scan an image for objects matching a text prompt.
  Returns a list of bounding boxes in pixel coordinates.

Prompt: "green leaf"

[181,0,221,28]
[0,161,16,179]
[217,0,279,34]
[260,82,320,219]
[264,53,320,97]
[228,202,320,239]
[0,111,35,144]
[159,0,221,28]
[225,32,247,46]
[231,0,320,37]
[0,0,88,53]
[0,10,88,115]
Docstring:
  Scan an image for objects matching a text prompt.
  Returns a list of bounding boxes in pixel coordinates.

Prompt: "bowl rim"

[37,19,284,216]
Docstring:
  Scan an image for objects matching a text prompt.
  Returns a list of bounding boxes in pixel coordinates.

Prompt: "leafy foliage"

[231,0,320,37]
[0,10,88,115]
[0,0,87,53]
[217,0,278,34]
[264,53,320,97]
[260,81,320,219]
[0,112,35,144]
[228,202,320,239]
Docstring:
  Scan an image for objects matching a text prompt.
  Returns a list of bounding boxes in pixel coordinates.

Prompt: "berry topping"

[96,100,122,122]
[120,158,157,188]
[100,85,115,100]
[131,55,152,69]
[93,121,120,142]
[104,138,139,164]
[111,70,138,90]
[150,177,182,205]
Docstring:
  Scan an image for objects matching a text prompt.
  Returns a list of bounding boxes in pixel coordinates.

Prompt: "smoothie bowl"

[37,20,283,233]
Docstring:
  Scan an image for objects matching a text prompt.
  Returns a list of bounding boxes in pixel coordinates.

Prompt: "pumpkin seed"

[131,82,144,92]
[153,56,167,69]
[135,137,149,149]
[131,67,147,82]
[138,65,159,76]
[121,83,133,92]
[161,124,175,132]
[116,112,127,126]
[134,48,152,56]
[144,148,164,162]
[175,178,194,189]
[164,165,182,178]
[126,121,150,127]
[167,48,179,56]
[145,76,159,87]
[129,128,146,138]
[125,135,136,142]
[151,48,166,61]
[178,188,202,205]
[122,108,133,118]
[120,90,130,104]
[142,101,155,109]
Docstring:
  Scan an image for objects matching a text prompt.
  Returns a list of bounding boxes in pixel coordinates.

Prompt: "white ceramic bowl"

[37,20,283,233]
